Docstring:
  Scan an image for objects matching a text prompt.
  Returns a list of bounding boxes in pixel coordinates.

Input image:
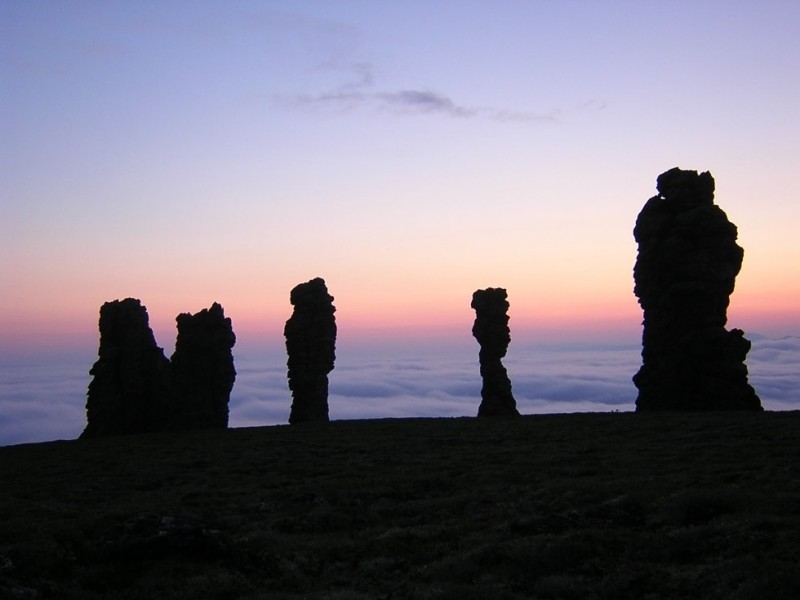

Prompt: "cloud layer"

[746,336,800,410]
[2,337,797,446]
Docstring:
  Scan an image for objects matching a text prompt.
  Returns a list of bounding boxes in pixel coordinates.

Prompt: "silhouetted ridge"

[471,287,520,417]
[632,167,761,411]
[81,299,237,438]
[81,298,173,438]
[284,278,337,424]
[171,302,237,430]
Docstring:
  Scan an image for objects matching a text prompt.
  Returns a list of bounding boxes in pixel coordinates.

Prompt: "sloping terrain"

[2,412,799,599]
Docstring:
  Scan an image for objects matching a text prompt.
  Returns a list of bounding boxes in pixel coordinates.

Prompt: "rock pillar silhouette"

[171,303,237,429]
[471,288,520,417]
[632,167,761,411]
[284,278,337,424]
[81,298,173,438]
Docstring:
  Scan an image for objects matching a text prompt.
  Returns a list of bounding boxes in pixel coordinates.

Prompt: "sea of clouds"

[1,336,798,447]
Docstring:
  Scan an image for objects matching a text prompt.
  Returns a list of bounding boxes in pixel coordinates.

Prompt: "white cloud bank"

[1,337,797,447]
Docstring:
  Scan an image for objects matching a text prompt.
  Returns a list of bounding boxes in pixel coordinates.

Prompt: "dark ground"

[2,412,799,599]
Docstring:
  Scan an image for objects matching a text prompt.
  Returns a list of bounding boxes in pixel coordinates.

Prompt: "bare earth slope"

[2,412,799,599]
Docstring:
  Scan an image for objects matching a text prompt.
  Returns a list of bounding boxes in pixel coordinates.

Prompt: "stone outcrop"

[284,278,337,424]
[471,288,520,417]
[632,167,761,411]
[82,299,237,438]
[170,303,237,430]
[81,298,173,438]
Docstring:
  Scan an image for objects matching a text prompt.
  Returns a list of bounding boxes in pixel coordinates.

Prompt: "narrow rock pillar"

[284,278,337,423]
[472,288,520,417]
[171,303,236,429]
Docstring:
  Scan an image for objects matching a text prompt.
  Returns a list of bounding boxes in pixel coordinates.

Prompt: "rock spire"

[632,167,761,411]
[81,298,173,438]
[284,278,337,424]
[82,299,237,438]
[171,303,237,429]
[471,287,520,417]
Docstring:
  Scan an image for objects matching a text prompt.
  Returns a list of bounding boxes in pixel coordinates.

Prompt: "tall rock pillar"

[472,287,520,417]
[284,278,337,424]
[81,298,173,438]
[632,167,761,411]
[171,303,236,429]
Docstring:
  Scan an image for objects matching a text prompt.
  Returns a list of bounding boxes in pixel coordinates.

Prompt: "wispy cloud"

[280,88,557,122]
[274,61,557,122]
[378,90,477,117]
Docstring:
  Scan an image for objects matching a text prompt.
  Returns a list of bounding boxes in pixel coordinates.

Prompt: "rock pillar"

[632,167,761,411]
[471,287,520,417]
[171,303,236,429]
[284,278,337,423]
[81,298,173,438]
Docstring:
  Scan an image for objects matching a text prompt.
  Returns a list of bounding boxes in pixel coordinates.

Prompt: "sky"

[1,2,799,443]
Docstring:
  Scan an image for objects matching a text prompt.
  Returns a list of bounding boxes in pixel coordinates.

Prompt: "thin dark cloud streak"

[274,61,557,122]
[378,90,477,118]
[280,88,558,122]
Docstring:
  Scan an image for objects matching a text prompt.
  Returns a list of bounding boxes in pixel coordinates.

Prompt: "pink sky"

[3,2,799,354]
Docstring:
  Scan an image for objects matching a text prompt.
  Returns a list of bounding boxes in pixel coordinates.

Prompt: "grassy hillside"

[2,412,799,599]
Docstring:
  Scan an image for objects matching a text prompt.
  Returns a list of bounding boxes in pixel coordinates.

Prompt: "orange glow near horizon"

[6,291,796,355]
[1,257,796,354]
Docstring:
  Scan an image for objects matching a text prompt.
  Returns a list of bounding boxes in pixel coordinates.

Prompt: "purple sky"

[3,2,799,445]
